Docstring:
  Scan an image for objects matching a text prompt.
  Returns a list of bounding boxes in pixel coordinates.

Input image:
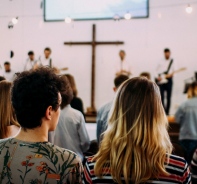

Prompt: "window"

[44,0,149,21]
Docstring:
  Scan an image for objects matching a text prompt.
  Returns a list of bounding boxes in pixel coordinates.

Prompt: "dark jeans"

[159,79,173,115]
[180,140,197,164]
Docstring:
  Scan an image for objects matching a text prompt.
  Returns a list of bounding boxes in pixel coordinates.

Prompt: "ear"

[113,87,117,92]
[45,106,53,120]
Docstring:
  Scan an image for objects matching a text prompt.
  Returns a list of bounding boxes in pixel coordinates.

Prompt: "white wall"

[0,0,197,114]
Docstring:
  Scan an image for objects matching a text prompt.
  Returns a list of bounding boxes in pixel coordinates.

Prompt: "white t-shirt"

[2,70,16,82]
[24,59,37,71]
[39,56,52,67]
[155,58,176,78]
[49,105,90,160]
[116,60,131,76]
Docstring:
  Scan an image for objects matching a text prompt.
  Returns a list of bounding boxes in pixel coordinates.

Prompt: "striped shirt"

[83,154,191,184]
[190,149,197,182]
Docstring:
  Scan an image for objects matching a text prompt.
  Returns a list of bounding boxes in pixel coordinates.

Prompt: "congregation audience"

[83,77,191,183]
[96,74,128,144]
[65,74,85,116]
[0,68,83,183]
[0,49,194,183]
[0,80,20,139]
[175,81,197,164]
[49,75,90,160]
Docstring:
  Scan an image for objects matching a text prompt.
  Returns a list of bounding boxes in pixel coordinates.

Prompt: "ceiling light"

[65,17,72,23]
[186,4,193,14]
[124,12,132,20]
[12,17,18,24]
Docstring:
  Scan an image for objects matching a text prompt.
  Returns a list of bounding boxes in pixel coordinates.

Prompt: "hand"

[157,77,162,81]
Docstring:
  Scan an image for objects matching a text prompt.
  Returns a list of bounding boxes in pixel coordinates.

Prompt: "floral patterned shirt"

[0,138,83,184]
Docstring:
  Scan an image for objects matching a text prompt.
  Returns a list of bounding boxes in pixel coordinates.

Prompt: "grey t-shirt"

[175,97,197,140]
[0,138,83,184]
[49,105,90,160]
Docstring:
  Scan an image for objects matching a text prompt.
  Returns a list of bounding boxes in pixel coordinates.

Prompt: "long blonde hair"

[93,77,172,184]
[0,81,19,139]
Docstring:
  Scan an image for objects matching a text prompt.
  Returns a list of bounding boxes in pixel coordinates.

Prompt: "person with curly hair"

[0,67,83,184]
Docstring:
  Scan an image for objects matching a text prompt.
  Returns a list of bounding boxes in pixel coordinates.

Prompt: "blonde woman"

[175,81,197,164]
[0,81,20,139]
[83,77,191,184]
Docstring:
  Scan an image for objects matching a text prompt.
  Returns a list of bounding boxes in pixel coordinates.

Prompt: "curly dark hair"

[11,67,63,129]
[59,75,73,109]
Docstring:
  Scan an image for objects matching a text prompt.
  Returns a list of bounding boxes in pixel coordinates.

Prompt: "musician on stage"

[24,51,38,71]
[38,47,52,68]
[155,48,176,115]
[116,50,131,77]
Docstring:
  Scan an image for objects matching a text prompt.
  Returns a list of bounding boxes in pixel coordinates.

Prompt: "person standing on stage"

[115,50,131,77]
[2,62,16,82]
[24,51,38,71]
[155,48,175,115]
[39,47,52,67]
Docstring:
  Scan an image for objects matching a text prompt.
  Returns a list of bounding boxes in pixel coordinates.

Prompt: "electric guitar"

[155,67,186,85]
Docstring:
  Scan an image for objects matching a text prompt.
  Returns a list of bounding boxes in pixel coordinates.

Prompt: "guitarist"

[155,48,175,115]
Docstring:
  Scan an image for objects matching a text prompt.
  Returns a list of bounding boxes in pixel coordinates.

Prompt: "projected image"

[44,0,149,21]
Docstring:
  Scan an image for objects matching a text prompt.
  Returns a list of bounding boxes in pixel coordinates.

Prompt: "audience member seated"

[0,76,5,82]
[65,74,85,116]
[0,81,20,139]
[49,75,90,161]
[96,74,128,144]
[140,72,151,80]
[190,149,197,182]
[0,68,83,183]
[83,77,191,183]
[175,81,197,164]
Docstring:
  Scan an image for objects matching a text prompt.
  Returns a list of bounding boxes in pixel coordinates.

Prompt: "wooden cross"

[64,24,124,115]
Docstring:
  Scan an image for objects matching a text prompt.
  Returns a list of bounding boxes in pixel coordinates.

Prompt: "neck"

[15,125,48,142]
[5,69,11,72]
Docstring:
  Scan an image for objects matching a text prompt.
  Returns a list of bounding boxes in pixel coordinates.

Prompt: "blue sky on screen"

[45,0,148,20]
